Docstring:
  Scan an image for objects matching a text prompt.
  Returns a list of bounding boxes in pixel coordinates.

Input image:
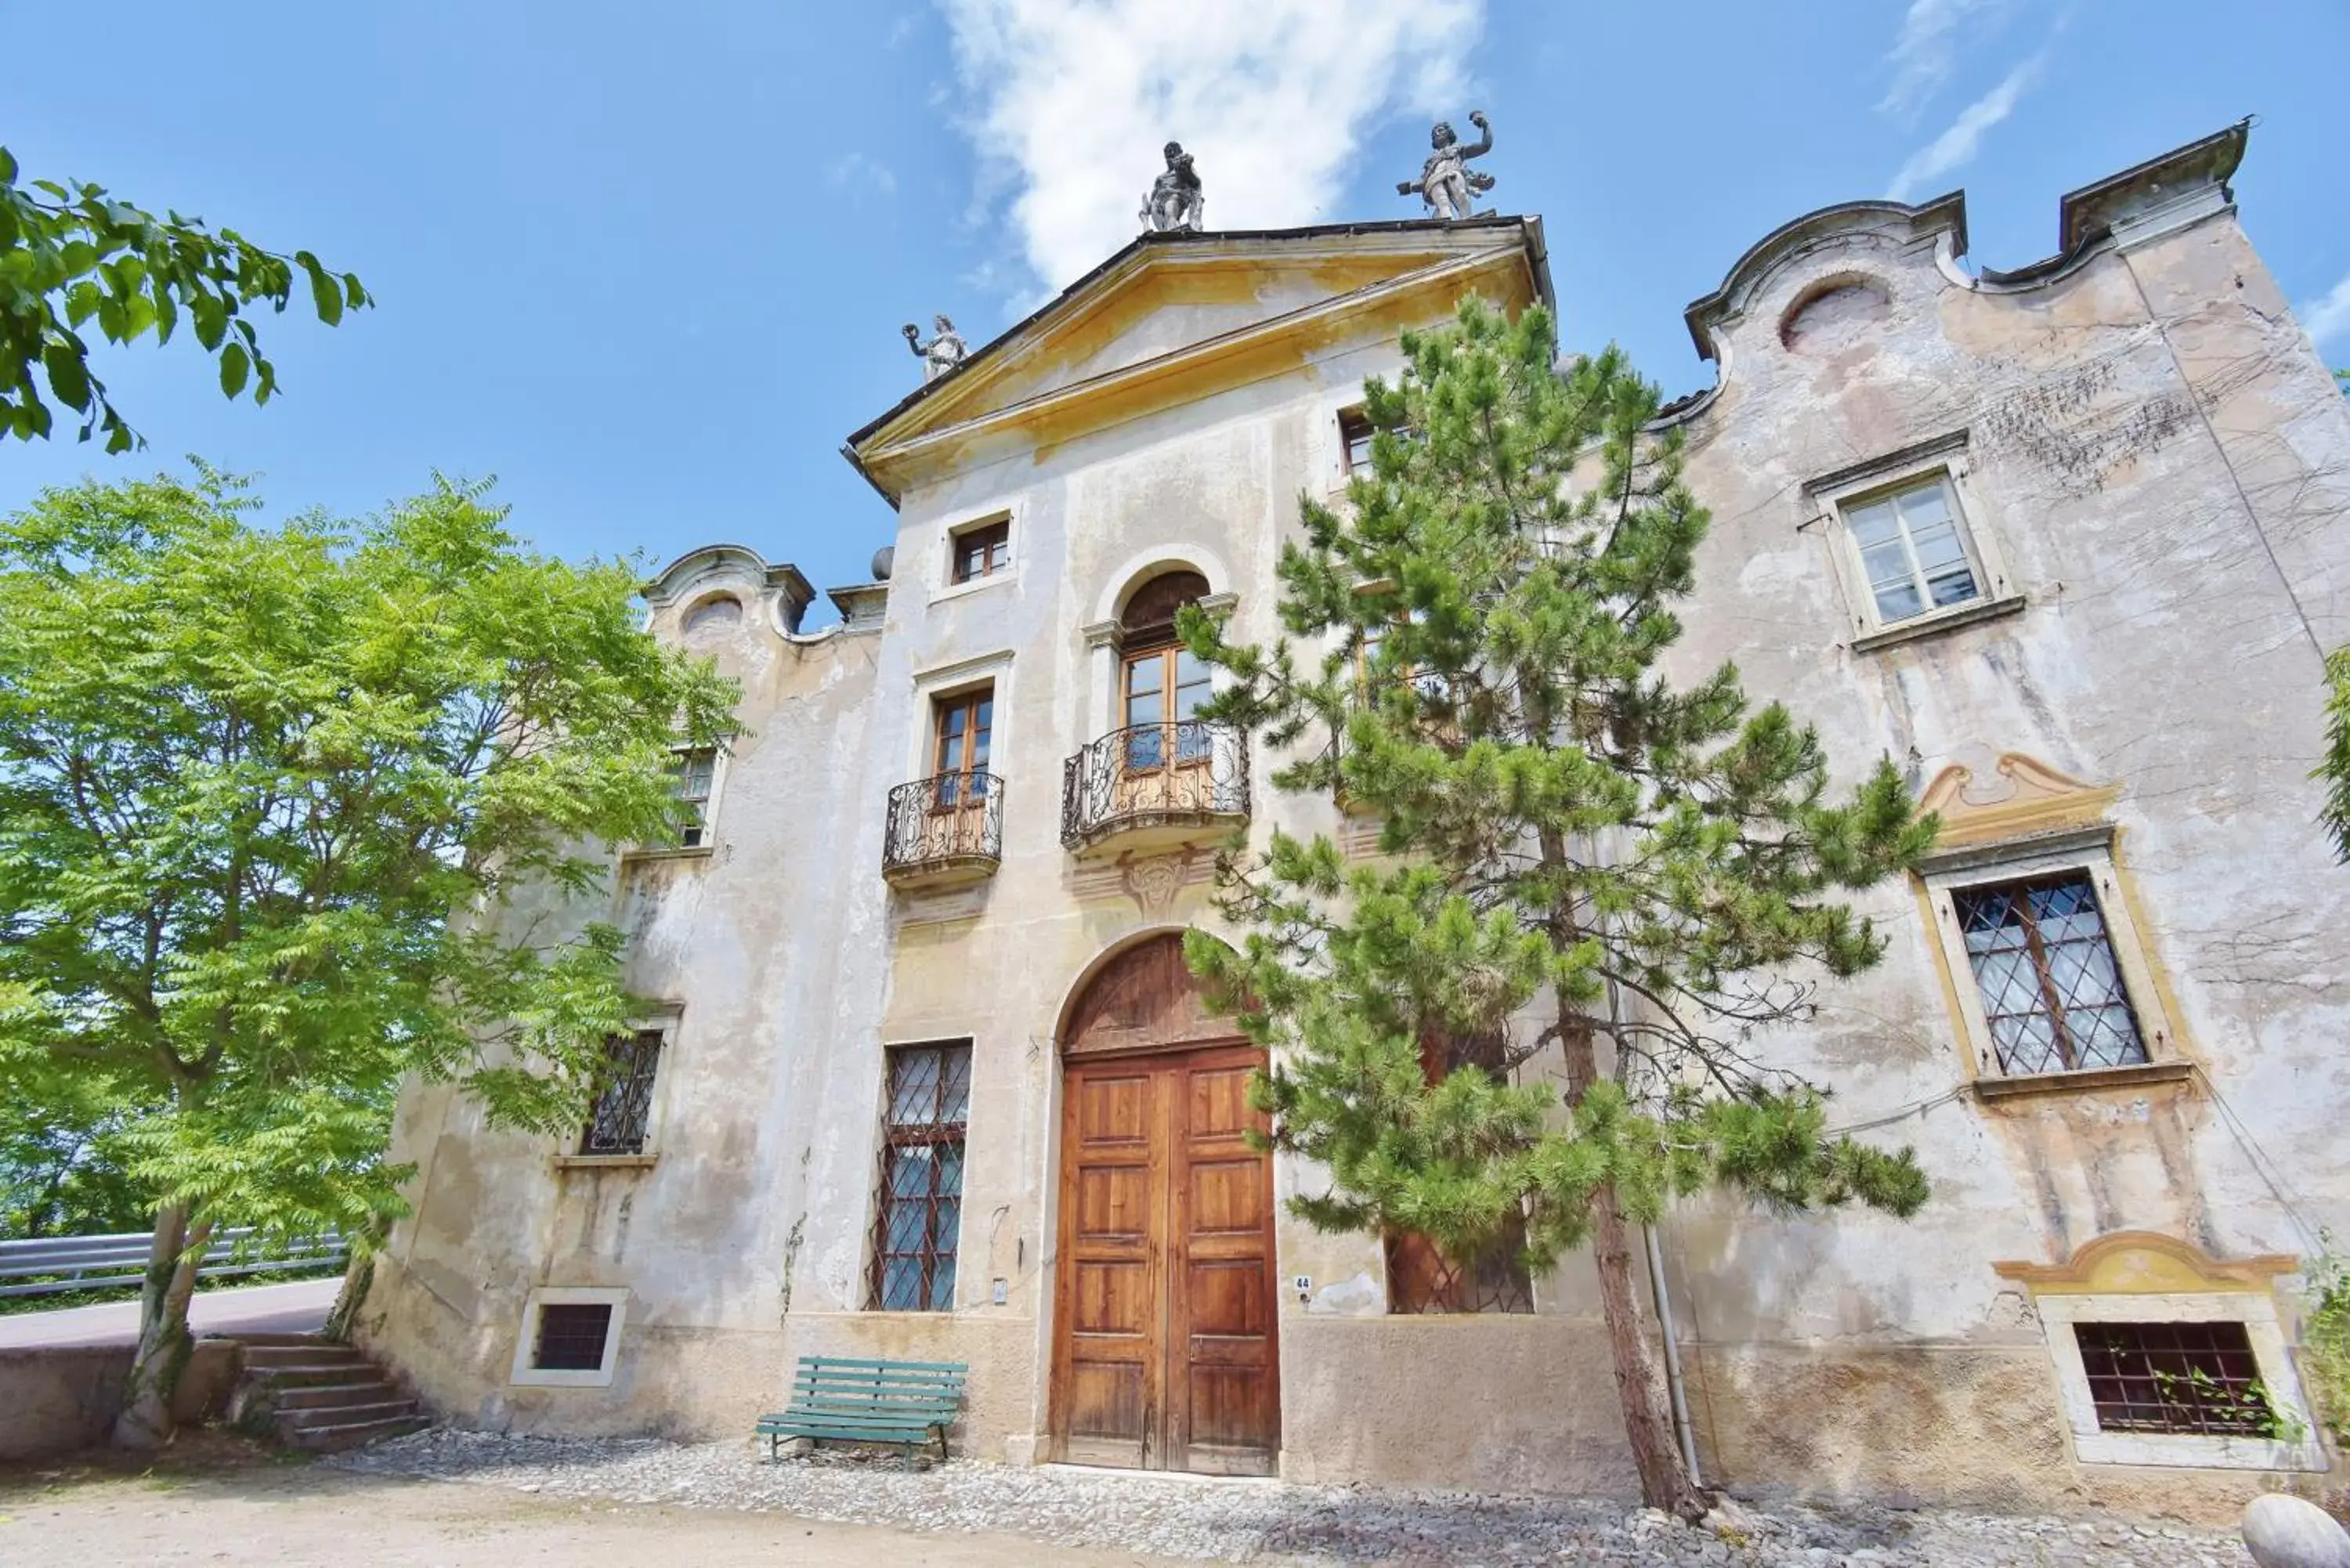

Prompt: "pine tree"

[1181,297,1935,1518]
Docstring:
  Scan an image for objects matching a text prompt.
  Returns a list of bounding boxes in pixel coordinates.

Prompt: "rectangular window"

[1386,1031,1533,1314]
[671,746,716,848]
[950,519,1011,584]
[867,1041,971,1312]
[2074,1321,2276,1436]
[1339,407,1376,475]
[1123,644,1213,769]
[580,1029,663,1155]
[930,688,993,808]
[1841,475,1982,624]
[532,1302,614,1372]
[1952,872,2147,1076]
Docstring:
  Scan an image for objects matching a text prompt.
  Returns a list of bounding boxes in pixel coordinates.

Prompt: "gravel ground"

[330,1429,2256,1567]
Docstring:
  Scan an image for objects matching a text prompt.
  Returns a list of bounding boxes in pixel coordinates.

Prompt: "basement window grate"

[532,1302,613,1372]
[2075,1320,2275,1436]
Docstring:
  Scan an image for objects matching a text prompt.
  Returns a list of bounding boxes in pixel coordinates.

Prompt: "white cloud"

[1886,49,2044,202]
[936,0,1484,293]
[2301,272,2350,347]
[826,154,899,197]
[1877,0,2008,121]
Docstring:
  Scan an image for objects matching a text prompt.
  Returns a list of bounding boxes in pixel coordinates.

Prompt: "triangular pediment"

[846,217,1546,504]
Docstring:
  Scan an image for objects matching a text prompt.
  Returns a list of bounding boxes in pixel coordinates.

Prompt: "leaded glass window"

[1953,873,2147,1076]
[867,1042,971,1312]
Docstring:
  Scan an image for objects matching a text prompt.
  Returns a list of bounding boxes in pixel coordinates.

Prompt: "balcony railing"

[882,772,1004,887]
[1060,720,1249,851]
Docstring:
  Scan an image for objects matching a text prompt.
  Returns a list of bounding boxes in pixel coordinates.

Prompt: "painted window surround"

[622,745,728,864]
[907,649,1016,789]
[1994,1234,2323,1472]
[1077,548,1238,744]
[932,508,1019,606]
[1909,754,2191,1098]
[508,1285,632,1389]
[1802,431,2026,652]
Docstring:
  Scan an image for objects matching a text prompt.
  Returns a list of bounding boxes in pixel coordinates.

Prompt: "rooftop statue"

[902,314,967,384]
[1397,111,1494,221]
[1140,142,1204,233]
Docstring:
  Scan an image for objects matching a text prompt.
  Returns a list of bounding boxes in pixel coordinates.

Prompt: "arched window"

[1117,571,1211,768]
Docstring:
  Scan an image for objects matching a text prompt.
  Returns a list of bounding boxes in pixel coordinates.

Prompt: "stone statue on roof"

[1140,142,1204,233]
[1397,112,1494,221]
[901,314,967,383]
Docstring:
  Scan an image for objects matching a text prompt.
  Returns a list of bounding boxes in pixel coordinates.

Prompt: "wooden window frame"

[1338,406,1376,477]
[929,686,994,811]
[1947,870,2149,1077]
[866,1041,972,1313]
[1806,439,2023,649]
[949,517,1012,587]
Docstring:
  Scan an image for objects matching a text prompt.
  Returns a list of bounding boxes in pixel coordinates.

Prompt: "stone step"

[240,1342,368,1368]
[271,1380,407,1412]
[230,1332,341,1349]
[280,1412,428,1454]
[241,1359,378,1389]
[277,1397,417,1432]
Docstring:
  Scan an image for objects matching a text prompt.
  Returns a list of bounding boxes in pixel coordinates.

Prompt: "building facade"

[358,124,2350,1516]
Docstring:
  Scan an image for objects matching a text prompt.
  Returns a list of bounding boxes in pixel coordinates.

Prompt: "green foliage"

[2303,1243,2350,1443]
[0,1056,157,1238]
[1183,294,1935,1283]
[2321,643,2350,862]
[0,468,739,1250]
[0,146,368,450]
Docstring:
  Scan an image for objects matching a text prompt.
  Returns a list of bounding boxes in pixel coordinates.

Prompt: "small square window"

[671,746,716,848]
[533,1302,614,1371]
[580,1029,663,1155]
[950,519,1011,584]
[1339,407,1376,475]
[1838,474,1983,624]
[1950,872,2146,1077]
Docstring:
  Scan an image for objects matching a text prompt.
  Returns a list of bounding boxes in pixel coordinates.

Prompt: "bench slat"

[757,1354,967,1467]
[801,1357,967,1373]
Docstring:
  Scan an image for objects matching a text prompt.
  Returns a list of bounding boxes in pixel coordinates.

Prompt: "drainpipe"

[1643,1221,1703,1490]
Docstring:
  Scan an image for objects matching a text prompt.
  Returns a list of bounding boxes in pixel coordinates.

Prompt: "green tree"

[0,470,738,1444]
[2323,643,2350,861]
[2,147,368,449]
[1183,298,1933,1517]
[0,1059,157,1240]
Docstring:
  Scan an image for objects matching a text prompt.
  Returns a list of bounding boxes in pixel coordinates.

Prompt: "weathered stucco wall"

[361,141,2350,1514]
[0,1339,239,1461]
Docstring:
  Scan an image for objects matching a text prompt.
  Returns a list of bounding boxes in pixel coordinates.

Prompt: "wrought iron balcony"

[882,772,1004,888]
[1060,720,1249,854]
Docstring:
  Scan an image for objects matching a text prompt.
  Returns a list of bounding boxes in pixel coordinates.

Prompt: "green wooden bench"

[756,1356,968,1469]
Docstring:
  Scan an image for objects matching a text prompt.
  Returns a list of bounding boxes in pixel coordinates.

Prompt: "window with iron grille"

[1952,872,2147,1076]
[867,1041,971,1312]
[950,518,1011,584]
[2074,1321,2277,1436]
[580,1029,663,1155]
[532,1301,614,1371]
[671,746,716,847]
[1386,1029,1533,1314]
[1838,474,1983,624]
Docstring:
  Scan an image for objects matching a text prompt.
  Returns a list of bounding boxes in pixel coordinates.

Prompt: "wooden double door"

[1049,1041,1281,1474]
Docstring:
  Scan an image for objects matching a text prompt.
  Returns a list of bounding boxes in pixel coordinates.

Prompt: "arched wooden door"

[1049,933,1281,1476]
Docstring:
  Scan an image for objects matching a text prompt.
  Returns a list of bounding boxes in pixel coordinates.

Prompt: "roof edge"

[1683,193,1968,362]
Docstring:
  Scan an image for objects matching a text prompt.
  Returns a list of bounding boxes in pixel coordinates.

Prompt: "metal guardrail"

[0,1227,347,1299]
[882,771,1005,877]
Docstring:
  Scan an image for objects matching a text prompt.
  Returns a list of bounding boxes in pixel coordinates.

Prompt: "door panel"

[1051,1042,1279,1474]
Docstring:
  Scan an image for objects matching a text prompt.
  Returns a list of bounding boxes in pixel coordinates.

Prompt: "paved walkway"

[0,1464,1181,1568]
[0,1277,337,1350]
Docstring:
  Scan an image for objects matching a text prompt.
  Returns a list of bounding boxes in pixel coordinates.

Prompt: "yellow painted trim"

[1910,873,1981,1085]
[1918,752,2120,849]
[2101,826,2196,1068]
[1994,1231,2296,1295]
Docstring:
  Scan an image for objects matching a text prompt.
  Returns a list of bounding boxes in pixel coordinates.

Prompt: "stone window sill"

[2074,1429,2326,1472]
[553,1153,659,1171]
[1852,594,2026,653]
[620,844,714,866]
[930,571,1016,608]
[1972,1060,2196,1102]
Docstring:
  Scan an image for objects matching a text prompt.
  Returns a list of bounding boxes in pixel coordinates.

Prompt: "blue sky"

[6,0,2344,622]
